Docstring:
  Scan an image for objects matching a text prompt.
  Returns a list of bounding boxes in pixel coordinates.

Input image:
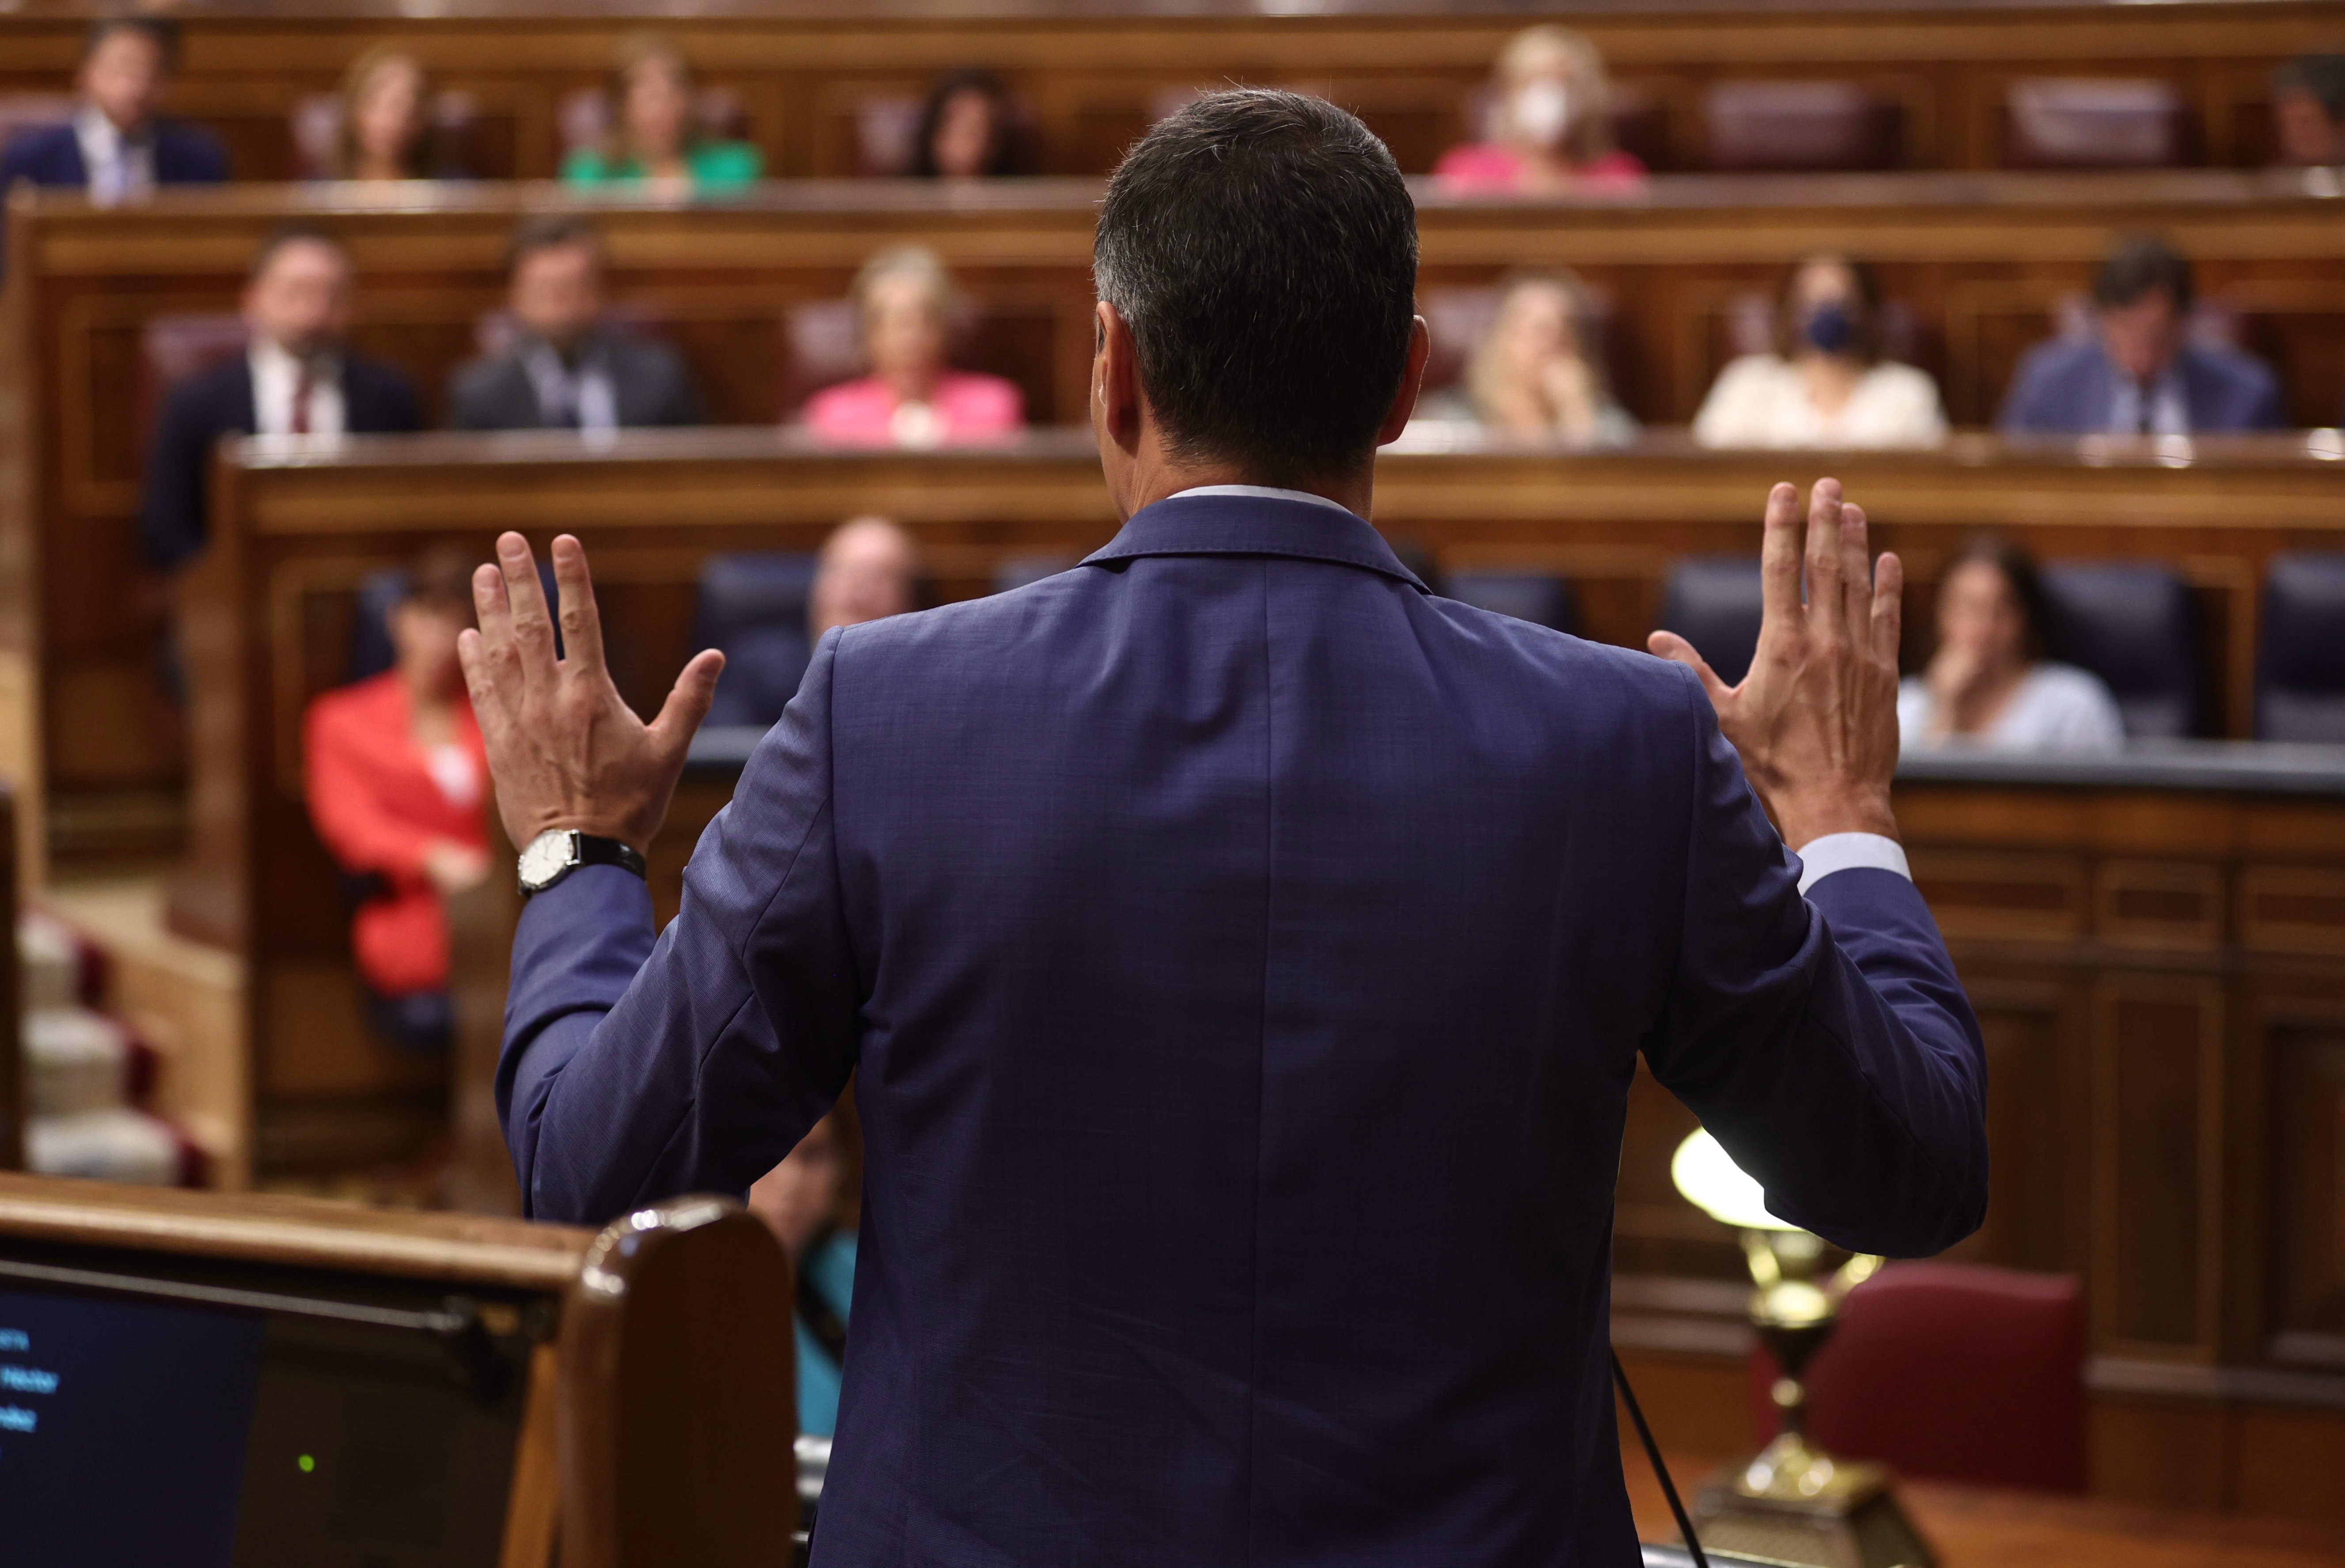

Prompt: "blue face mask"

[1804,302,1858,356]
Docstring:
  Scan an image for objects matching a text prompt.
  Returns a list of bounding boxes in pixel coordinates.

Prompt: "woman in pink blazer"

[801,246,1025,447]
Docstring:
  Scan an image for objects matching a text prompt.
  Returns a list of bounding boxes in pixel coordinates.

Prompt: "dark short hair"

[912,68,1025,178]
[2275,53,2345,121]
[83,16,180,71]
[1093,88,1419,485]
[400,545,476,618]
[2093,235,2193,315]
[1942,534,2051,660]
[248,223,348,282]
[506,213,605,278]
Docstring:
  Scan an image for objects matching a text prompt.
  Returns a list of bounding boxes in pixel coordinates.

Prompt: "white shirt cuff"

[1793,832,1912,895]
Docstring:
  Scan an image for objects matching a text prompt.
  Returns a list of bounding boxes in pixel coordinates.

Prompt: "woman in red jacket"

[305,550,490,1049]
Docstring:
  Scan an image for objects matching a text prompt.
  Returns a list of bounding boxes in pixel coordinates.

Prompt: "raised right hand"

[1647,478,1905,850]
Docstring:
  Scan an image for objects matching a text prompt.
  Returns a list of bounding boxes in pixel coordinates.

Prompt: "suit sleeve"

[376,364,425,434]
[445,362,501,431]
[140,385,212,571]
[658,345,705,426]
[497,630,861,1223]
[1640,666,1988,1257]
[1996,347,2049,434]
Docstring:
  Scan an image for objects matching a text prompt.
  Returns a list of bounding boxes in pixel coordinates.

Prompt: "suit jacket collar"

[1082,492,1428,592]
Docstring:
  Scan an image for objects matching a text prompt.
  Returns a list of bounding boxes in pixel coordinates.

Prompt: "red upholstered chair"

[1704,80,1902,171]
[1749,1261,2086,1493]
[2003,78,2190,168]
[136,314,250,459]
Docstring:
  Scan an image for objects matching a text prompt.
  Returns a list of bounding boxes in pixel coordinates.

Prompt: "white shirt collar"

[73,104,154,205]
[247,338,345,441]
[1165,484,1361,520]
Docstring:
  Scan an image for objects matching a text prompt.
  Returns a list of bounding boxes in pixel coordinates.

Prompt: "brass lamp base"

[1687,1434,1936,1568]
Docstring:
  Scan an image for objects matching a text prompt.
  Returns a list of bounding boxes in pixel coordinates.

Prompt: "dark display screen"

[0,1276,529,1567]
[0,1285,267,1568]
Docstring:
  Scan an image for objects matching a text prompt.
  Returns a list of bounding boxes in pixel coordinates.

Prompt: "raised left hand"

[458,531,724,857]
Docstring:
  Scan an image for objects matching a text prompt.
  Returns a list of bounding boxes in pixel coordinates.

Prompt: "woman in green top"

[562,32,762,195]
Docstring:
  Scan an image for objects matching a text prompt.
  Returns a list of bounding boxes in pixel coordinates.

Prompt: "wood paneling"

[6,1,2345,179]
[16,180,2345,858]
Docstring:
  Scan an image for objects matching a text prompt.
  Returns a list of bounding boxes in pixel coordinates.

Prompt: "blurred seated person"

[1999,236,2283,436]
[562,33,761,195]
[304,549,490,1051]
[1415,270,1636,446]
[802,246,1024,447]
[448,215,703,432]
[1693,254,1947,449]
[707,516,925,728]
[1898,536,2124,755]
[2272,54,2345,166]
[0,17,226,204]
[748,1110,859,1438]
[330,46,439,182]
[142,226,422,571]
[1433,27,1644,194]
[912,68,1027,179]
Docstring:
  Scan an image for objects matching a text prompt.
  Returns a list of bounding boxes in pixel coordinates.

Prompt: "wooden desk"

[2,0,2341,179]
[1626,1449,2345,1564]
[14,175,2345,864]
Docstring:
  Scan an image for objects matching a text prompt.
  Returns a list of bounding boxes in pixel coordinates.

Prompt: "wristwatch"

[516,829,647,898]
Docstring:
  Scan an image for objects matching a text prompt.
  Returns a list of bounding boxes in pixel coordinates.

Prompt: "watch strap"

[574,834,648,881]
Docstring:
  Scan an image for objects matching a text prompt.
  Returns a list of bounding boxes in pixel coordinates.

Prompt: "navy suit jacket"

[501,494,1987,1567]
[0,119,229,190]
[140,353,423,570]
[1998,335,2285,434]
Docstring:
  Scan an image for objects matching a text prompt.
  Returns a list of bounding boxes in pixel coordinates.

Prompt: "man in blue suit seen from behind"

[468,90,1987,1567]
[2000,235,2284,436]
[0,18,228,204]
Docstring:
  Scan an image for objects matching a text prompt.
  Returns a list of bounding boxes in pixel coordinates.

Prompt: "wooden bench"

[3,0,2342,178]
[14,174,2345,865]
[160,428,2345,1185]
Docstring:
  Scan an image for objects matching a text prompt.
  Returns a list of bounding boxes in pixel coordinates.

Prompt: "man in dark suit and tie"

[465,91,1985,1566]
[0,18,228,202]
[445,215,703,433]
[141,227,422,571]
[1999,235,2284,436]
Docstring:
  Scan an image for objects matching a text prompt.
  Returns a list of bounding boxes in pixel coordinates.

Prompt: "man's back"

[503,494,1985,1567]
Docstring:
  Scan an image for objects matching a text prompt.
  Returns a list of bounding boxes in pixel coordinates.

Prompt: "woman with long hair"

[562,32,761,194]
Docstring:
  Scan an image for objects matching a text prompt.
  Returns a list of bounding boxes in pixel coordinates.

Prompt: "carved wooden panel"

[2265,1011,2345,1368]
[2095,859,2225,951]
[1910,848,2089,943]
[2241,866,2345,956]
[1945,973,2089,1275]
[2094,975,2224,1357]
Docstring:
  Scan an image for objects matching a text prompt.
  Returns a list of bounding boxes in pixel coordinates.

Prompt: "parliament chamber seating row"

[123,432,2340,1526]
[3,0,2342,179]
[16,174,2345,865]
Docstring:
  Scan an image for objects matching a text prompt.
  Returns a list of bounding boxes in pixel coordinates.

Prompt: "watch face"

[518,830,576,889]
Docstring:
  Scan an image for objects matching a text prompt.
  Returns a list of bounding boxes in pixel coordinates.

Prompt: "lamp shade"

[1671,1129,1799,1232]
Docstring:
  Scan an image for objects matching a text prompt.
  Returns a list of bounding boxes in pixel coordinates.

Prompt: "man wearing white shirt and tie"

[0,19,228,215]
[141,227,422,571]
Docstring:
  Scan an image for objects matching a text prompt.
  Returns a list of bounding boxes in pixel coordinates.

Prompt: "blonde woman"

[562,33,760,194]
[801,246,1024,447]
[1435,27,1645,193]
[1423,271,1637,445]
[331,48,437,181]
